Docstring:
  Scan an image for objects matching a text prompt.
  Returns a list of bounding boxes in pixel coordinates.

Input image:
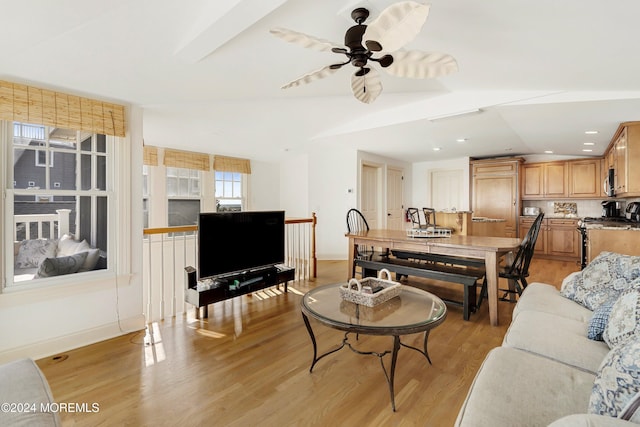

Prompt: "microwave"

[604,168,615,197]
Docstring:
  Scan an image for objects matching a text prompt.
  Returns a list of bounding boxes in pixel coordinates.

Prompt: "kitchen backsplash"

[522,200,611,218]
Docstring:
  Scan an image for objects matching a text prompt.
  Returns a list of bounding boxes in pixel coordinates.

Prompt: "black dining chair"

[422,208,437,226]
[407,207,425,228]
[477,212,545,307]
[346,209,378,276]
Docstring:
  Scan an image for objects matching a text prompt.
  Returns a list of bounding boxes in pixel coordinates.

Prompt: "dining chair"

[422,208,436,226]
[346,208,376,259]
[477,212,545,307]
[406,207,424,228]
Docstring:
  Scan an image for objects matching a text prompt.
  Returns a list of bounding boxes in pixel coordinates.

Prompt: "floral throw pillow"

[604,287,640,348]
[561,252,640,310]
[589,338,640,420]
[15,239,58,269]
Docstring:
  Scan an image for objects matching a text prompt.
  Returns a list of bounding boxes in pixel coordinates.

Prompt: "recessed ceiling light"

[583,142,595,146]
[456,138,467,143]
[585,130,599,135]
[433,147,441,151]
[544,150,553,154]
[582,149,593,152]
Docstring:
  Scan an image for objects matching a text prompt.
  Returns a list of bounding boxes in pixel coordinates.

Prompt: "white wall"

[0,106,145,364]
[308,145,358,260]
[280,153,309,218]
[412,157,471,212]
[248,160,281,211]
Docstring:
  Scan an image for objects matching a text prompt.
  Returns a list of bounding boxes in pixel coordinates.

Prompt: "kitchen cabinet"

[568,159,601,198]
[587,228,640,263]
[605,122,640,197]
[471,158,522,238]
[521,162,568,199]
[519,217,579,261]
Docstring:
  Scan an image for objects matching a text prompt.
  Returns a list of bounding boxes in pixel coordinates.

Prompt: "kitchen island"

[434,211,507,237]
[582,221,640,263]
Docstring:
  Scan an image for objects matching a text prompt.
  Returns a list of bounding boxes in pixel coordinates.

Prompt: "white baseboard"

[0,314,146,365]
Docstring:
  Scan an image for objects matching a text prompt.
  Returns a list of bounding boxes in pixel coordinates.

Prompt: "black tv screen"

[198,210,285,279]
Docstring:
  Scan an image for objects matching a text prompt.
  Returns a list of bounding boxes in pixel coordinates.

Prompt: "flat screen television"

[198,210,285,279]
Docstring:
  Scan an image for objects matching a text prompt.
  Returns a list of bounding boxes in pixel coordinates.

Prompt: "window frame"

[2,121,116,291]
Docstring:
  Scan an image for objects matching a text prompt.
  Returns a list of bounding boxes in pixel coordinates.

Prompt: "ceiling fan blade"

[270,27,342,52]
[363,1,430,53]
[384,50,458,79]
[281,65,340,90]
[351,67,382,104]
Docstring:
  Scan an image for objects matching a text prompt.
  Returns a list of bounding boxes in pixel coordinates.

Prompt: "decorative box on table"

[339,269,401,307]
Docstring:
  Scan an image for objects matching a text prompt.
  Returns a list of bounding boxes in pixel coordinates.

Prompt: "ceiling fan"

[270,1,457,104]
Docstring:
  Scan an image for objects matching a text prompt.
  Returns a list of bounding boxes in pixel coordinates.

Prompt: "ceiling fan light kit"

[270,1,458,104]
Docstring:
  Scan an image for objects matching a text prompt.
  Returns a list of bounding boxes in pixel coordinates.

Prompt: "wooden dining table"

[346,229,521,326]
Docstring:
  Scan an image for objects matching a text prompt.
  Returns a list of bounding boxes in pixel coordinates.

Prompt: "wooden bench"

[355,253,486,321]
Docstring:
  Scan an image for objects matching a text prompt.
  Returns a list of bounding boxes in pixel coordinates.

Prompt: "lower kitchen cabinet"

[587,228,640,263]
[520,217,580,261]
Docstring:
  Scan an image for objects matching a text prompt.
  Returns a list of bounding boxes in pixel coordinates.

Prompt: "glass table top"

[301,283,447,332]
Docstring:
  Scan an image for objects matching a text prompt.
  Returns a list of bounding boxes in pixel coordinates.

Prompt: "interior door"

[361,164,380,229]
[386,168,404,230]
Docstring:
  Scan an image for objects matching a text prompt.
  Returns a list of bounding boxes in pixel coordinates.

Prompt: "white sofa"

[14,234,104,282]
[456,251,640,427]
[0,358,61,426]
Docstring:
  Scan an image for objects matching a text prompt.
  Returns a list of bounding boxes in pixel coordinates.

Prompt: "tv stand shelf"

[185,265,295,318]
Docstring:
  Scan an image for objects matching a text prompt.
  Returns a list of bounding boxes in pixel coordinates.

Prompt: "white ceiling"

[2,0,640,163]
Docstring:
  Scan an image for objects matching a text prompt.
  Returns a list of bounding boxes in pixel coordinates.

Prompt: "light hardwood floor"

[38,258,579,427]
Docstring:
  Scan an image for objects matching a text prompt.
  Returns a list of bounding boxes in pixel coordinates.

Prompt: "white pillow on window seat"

[56,234,100,271]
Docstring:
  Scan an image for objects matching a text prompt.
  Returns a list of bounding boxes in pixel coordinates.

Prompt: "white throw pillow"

[57,234,91,257]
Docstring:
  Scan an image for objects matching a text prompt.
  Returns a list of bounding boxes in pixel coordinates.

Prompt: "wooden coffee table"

[300,283,447,411]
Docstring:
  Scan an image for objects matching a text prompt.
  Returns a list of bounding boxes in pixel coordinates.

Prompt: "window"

[167,167,201,227]
[6,121,112,286]
[215,171,243,212]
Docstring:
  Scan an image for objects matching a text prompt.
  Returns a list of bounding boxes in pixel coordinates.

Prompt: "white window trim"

[35,149,54,167]
[2,122,119,291]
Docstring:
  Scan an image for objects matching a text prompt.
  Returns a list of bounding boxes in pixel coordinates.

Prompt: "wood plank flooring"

[38,258,579,427]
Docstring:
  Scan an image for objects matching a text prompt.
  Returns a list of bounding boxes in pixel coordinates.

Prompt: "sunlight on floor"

[144,322,166,367]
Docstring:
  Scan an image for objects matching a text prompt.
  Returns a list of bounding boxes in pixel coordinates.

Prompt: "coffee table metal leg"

[302,313,347,372]
[388,335,401,412]
[398,330,432,365]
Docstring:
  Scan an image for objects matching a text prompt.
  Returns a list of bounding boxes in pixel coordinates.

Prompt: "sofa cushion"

[455,347,596,427]
[589,297,618,341]
[15,239,58,269]
[589,339,640,421]
[35,252,88,279]
[0,358,62,426]
[604,288,640,348]
[503,310,610,374]
[514,282,593,323]
[562,252,640,311]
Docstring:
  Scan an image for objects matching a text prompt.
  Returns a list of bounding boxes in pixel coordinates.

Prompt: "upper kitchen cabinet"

[568,159,601,198]
[522,159,602,200]
[521,161,568,199]
[605,122,640,197]
[471,158,522,237]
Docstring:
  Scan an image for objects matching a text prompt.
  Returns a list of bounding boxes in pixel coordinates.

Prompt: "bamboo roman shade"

[163,148,210,171]
[143,146,158,166]
[213,155,251,174]
[0,80,126,137]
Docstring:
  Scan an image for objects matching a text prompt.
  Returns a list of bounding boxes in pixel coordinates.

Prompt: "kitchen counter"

[581,222,640,230]
[471,217,506,222]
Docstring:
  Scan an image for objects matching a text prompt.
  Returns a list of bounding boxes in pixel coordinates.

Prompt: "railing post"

[312,212,317,278]
[56,209,71,237]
